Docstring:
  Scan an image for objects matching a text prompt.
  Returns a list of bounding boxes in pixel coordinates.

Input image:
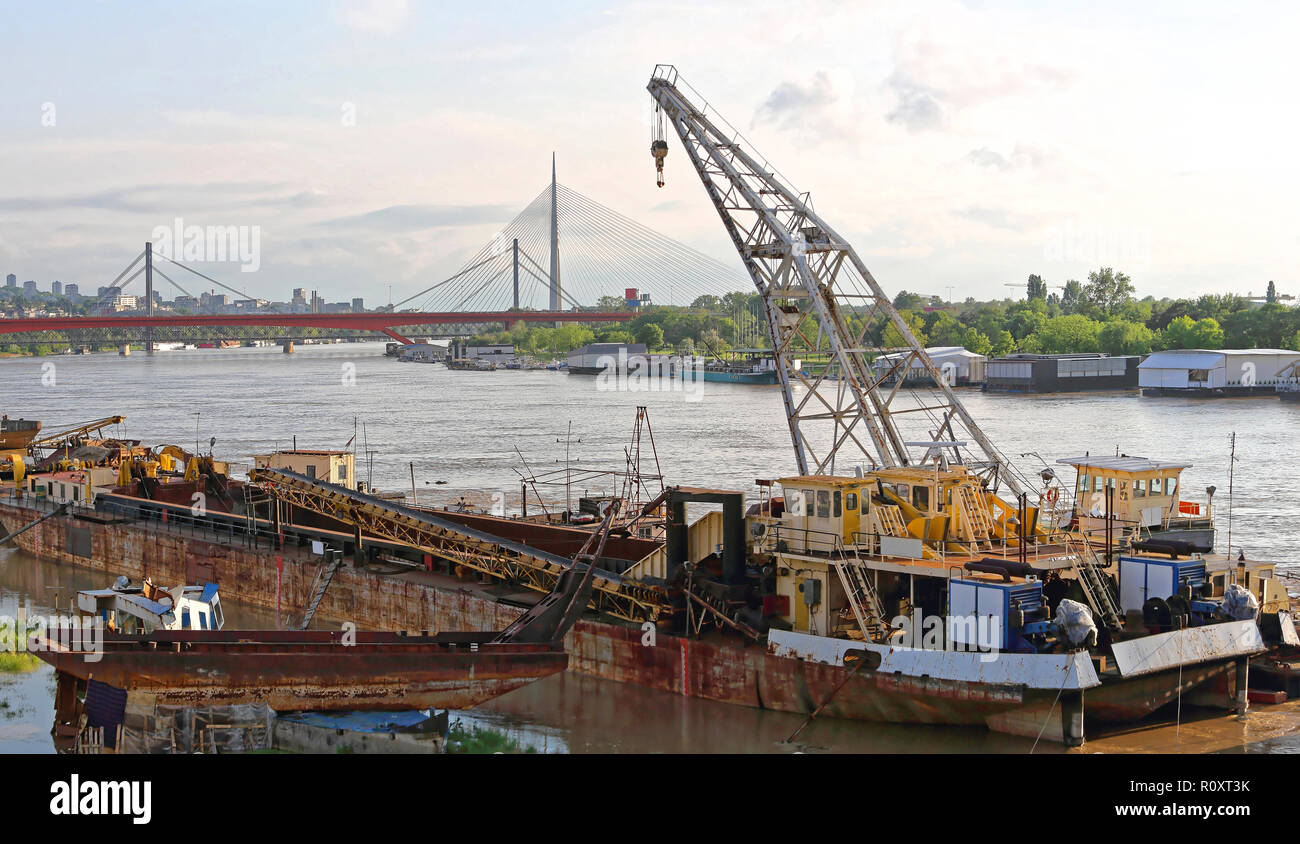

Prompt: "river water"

[1,342,1297,753]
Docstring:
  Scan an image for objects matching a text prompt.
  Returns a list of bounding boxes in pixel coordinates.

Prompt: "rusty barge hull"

[0,502,1245,737]
[36,630,567,711]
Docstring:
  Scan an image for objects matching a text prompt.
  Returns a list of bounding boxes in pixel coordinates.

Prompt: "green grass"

[0,652,42,673]
[445,719,538,754]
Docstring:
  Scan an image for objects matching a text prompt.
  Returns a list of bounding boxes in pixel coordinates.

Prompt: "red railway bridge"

[0,310,630,347]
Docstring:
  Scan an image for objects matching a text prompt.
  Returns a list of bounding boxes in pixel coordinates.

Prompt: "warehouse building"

[871,346,987,386]
[983,353,1139,393]
[1138,348,1300,396]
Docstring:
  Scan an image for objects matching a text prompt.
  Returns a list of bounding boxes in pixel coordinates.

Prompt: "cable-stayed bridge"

[0,160,750,348]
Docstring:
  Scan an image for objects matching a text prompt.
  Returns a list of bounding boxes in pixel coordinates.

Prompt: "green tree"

[1025,274,1047,301]
[960,327,993,356]
[882,311,927,348]
[1059,280,1084,314]
[1267,280,1277,303]
[1023,314,1102,354]
[553,324,594,352]
[1160,315,1224,350]
[892,290,926,311]
[595,328,634,344]
[990,330,1015,357]
[635,323,665,350]
[1098,320,1156,356]
[1081,267,1135,317]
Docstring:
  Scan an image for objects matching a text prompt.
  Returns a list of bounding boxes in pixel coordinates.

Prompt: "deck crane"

[27,415,127,454]
[646,65,1024,495]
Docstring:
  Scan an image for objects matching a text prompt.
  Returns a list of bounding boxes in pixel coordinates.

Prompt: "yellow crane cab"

[771,464,1026,558]
[1055,455,1214,549]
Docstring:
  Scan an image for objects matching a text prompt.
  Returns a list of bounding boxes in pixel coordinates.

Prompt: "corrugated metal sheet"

[1138,351,1225,370]
[766,629,1100,691]
[1110,620,1265,678]
[688,509,725,564]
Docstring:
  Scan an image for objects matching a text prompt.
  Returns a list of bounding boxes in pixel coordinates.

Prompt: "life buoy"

[1045,487,1060,506]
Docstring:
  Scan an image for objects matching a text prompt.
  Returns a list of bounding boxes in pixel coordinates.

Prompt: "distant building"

[111,294,138,312]
[173,295,199,310]
[872,346,987,386]
[291,288,307,306]
[310,291,322,313]
[1139,349,1300,396]
[5,273,15,287]
[50,281,62,296]
[566,342,649,375]
[352,297,365,312]
[64,283,79,297]
[23,280,37,294]
[984,353,1139,393]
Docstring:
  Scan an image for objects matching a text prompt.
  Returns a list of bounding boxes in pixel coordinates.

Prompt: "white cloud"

[337,0,411,35]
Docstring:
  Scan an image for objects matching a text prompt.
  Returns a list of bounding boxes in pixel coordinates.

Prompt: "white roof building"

[872,346,987,384]
[1139,348,1300,391]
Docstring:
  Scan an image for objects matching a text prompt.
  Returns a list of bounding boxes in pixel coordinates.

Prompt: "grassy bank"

[445,718,538,754]
[0,652,42,673]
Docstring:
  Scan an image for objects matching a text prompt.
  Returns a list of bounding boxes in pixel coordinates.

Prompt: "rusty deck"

[35,629,567,711]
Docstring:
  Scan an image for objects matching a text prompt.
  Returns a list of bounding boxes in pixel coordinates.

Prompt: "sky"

[0,0,1297,306]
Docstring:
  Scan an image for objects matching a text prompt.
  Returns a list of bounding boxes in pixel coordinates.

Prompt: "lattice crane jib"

[646,65,1022,494]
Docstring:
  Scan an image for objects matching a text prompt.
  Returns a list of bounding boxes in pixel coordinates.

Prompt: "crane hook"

[650,140,668,188]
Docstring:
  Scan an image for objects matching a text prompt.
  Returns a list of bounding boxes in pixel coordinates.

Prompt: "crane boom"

[646,65,1022,494]
[28,415,126,451]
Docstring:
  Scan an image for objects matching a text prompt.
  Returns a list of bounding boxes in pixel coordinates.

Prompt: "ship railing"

[0,489,96,519]
[93,493,295,553]
[759,521,1094,569]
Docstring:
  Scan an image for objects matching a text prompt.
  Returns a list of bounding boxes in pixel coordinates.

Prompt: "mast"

[645,66,1022,494]
[549,153,561,311]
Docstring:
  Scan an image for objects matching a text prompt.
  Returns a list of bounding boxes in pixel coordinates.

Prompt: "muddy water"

[1,343,1298,753]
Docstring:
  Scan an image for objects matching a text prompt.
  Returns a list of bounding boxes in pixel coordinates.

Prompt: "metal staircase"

[297,549,343,630]
[1063,533,1124,632]
[875,505,910,539]
[955,484,995,545]
[831,542,890,641]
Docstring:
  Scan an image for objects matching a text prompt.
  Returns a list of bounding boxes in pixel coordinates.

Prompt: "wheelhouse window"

[912,485,930,511]
[801,489,815,516]
[1133,478,1146,498]
[816,490,830,518]
[832,491,842,517]
[1165,477,1178,496]
[845,492,858,512]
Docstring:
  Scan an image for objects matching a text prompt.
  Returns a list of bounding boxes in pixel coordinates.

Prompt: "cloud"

[0,182,305,214]
[314,203,513,232]
[954,206,1030,231]
[756,71,838,127]
[885,73,946,132]
[753,69,863,143]
[337,0,411,35]
[884,27,1070,133]
[967,145,1049,171]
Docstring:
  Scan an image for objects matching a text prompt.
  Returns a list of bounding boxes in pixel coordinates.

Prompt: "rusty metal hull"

[0,501,1243,737]
[34,630,567,711]
[763,654,1236,728]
